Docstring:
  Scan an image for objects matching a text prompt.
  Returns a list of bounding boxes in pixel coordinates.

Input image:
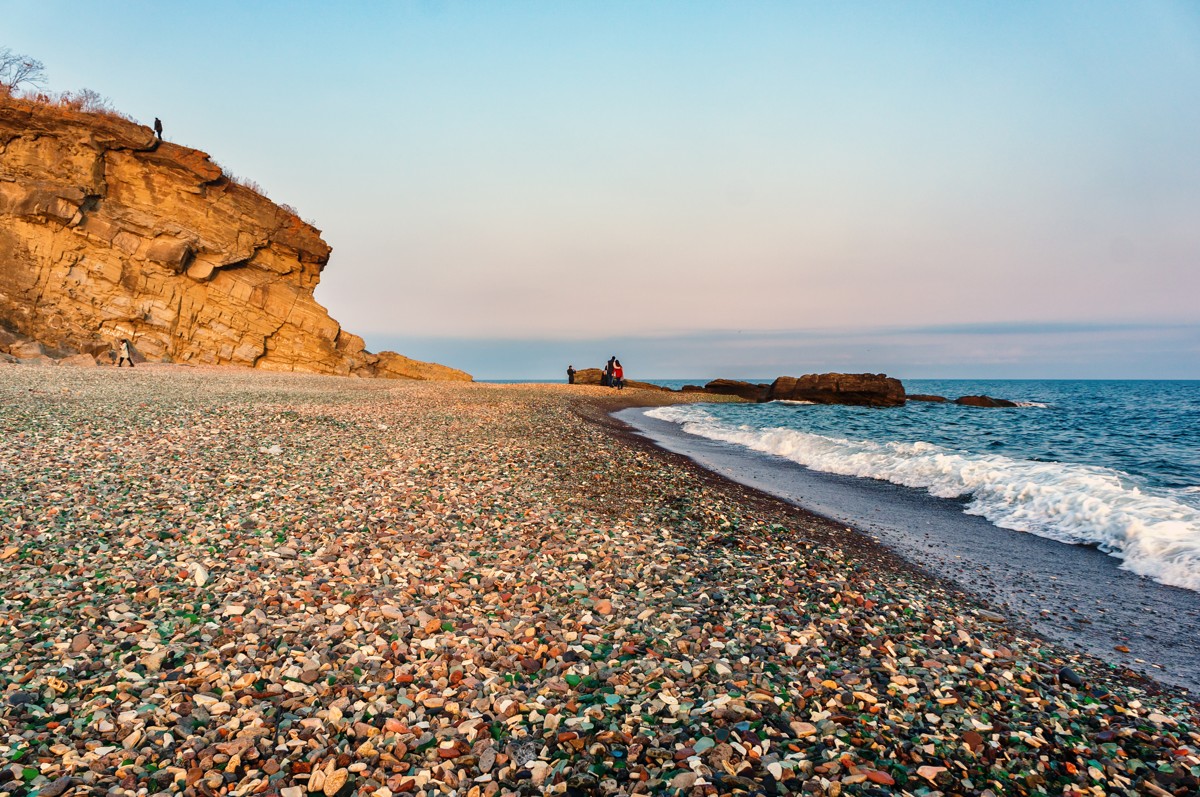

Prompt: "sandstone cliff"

[0,95,470,380]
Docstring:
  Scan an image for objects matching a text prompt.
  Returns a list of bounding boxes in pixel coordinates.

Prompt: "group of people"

[566,356,625,389]
[603,356,624,389]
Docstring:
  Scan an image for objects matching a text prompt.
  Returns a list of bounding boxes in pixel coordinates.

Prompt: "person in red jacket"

[613,359,624,390]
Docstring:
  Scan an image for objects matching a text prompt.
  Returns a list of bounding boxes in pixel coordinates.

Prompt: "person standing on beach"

[613,359,624,390]
[154,117,163,139]
[117,339,134,368]
[567,365,576,384]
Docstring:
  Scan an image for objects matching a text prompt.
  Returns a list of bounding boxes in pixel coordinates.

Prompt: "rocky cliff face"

[0,95,470,380]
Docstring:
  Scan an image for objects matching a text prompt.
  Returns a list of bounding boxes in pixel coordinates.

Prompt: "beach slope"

[0,367,1196,796]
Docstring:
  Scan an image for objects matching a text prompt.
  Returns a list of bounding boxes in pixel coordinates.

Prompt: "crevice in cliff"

[99,136,160,156]
[252,320,288,369]
[167,295,185,354]
[217,242,269,273]
[250,289,305,369]
[216,258,251,273]
[71,193,104,229]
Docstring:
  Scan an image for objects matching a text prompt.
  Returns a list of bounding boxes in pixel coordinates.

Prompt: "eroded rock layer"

[0,95,469,380]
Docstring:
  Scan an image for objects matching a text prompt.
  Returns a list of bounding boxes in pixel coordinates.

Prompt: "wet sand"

[1,366,1197,797]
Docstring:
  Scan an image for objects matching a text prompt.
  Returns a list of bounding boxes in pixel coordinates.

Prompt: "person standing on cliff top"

[567,365,576,384]
[117,339,134,368]
[153,118,162,139]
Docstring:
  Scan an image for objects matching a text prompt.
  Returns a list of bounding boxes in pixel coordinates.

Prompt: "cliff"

[0,95,470,380]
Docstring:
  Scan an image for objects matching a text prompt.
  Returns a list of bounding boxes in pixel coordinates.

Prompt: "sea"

[615,378,1200,691]
[635,379,1200,593]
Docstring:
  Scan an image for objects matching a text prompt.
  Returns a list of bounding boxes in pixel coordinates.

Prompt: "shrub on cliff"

[58,88,113,113]
[0,46,46,92]
[212,160,270,197]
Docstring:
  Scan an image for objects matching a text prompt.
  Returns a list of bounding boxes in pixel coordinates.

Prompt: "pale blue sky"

[5,1,1199,378]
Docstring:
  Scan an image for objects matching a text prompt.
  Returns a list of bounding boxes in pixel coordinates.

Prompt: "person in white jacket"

[117,339,134,368]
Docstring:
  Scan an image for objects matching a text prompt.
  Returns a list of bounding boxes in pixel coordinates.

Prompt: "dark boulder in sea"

[955,395,1018,408]
[703,379,771,402]
[767,373,906,408]
[681,385,706,392]
[908,394,949,403]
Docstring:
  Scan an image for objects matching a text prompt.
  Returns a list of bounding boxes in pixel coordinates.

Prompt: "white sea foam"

[1013,401,1050,408]
[645,405,1200,591]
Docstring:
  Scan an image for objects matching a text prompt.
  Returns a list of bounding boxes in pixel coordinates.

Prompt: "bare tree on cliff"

[0,47,47,93]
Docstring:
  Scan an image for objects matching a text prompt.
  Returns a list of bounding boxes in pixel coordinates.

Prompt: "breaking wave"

[646,404,1200,592]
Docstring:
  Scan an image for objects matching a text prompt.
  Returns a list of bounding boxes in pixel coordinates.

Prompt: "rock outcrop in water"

[955,394,1017,408]
[898,393,1022,407]
[702,379,771,402]
[688,373,906,406]
[0,95,469,379]
[564,371,909,407]
[768,372,906,407]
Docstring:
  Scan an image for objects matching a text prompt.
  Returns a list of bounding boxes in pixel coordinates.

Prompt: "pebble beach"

[2,366,1198,797]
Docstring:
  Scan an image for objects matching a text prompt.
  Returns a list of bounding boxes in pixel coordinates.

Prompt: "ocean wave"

[1013,401,1050,408]
[645,405,1200,591]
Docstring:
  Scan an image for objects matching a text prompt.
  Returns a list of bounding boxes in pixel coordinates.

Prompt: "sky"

[4,1,1199,379]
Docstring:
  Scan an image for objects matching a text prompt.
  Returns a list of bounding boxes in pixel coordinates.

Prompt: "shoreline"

[2,368,1198,796]
[614,406,1200,697]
